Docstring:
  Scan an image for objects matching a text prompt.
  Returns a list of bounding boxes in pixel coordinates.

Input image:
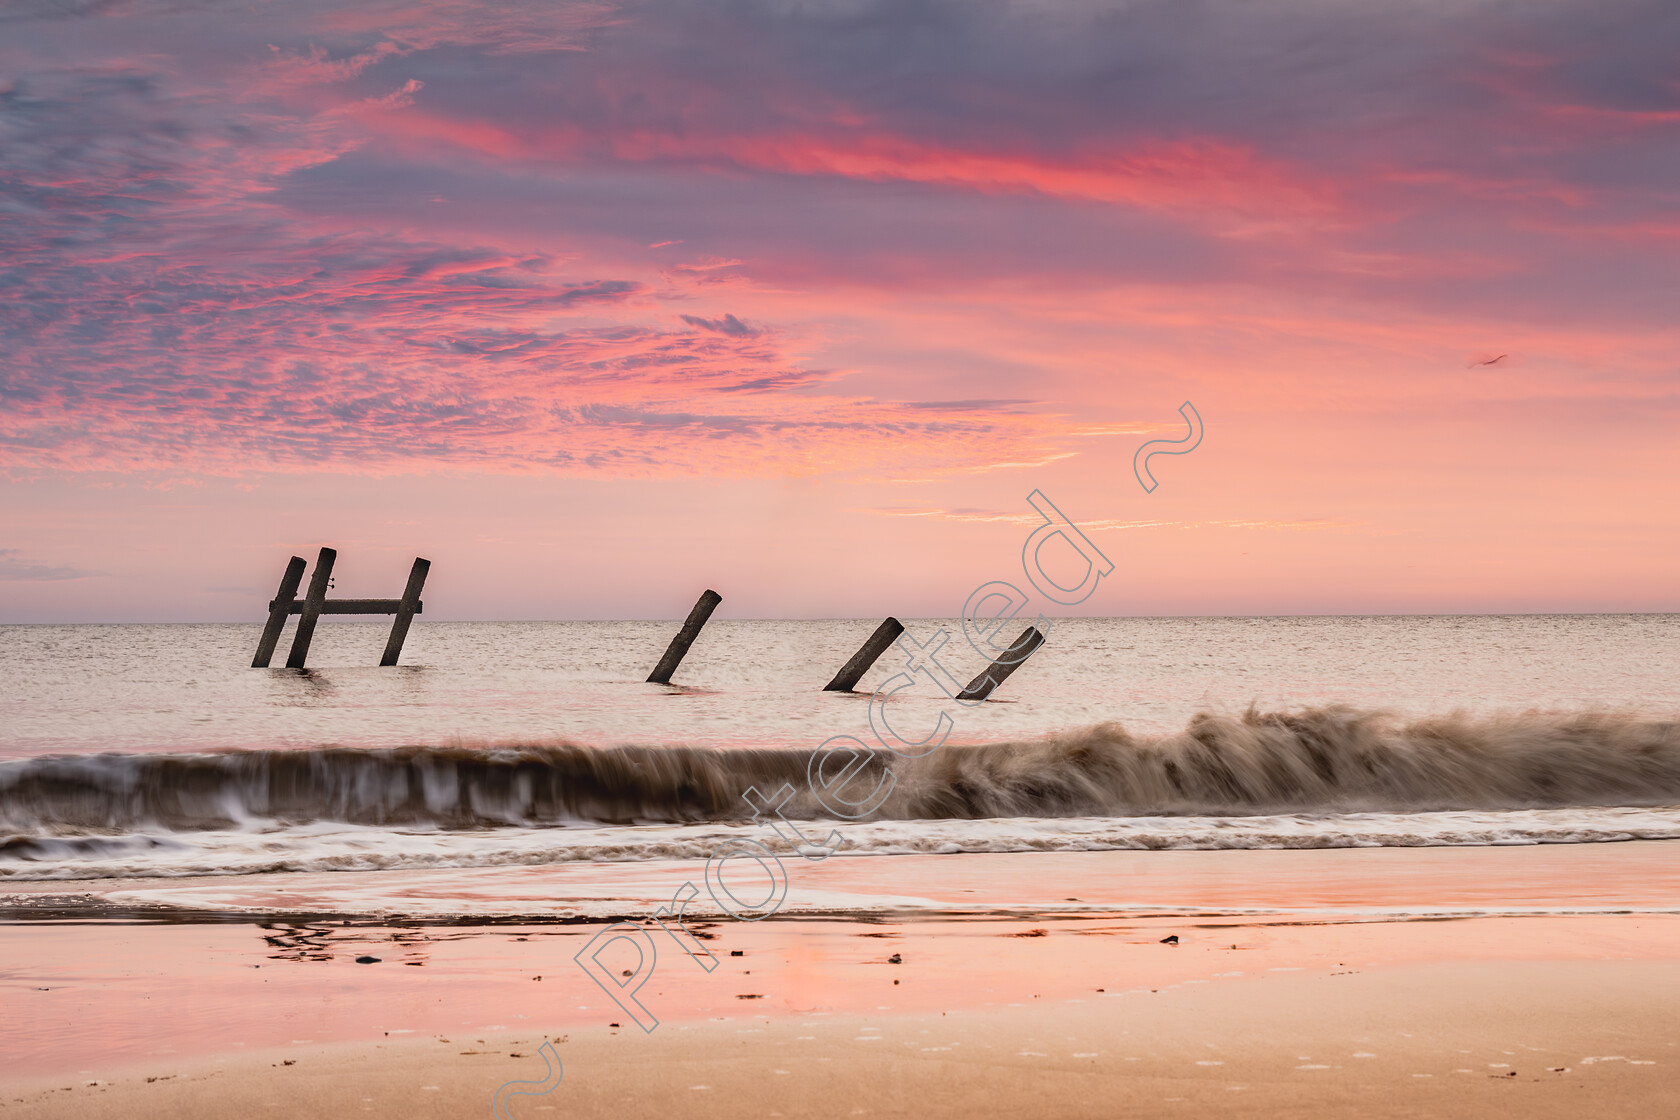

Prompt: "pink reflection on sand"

[5,843,1680,1077]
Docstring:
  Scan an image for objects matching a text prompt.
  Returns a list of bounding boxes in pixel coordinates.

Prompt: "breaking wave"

[3,705,1678,837]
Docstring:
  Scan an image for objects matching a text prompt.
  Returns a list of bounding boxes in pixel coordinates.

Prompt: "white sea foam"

[3,805,1678,883]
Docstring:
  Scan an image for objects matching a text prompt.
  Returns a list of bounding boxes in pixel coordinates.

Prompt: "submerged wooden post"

[285,547,337,670]
[647,589,722,684]
[380,557,431,667]
[954,625,1045,702]
[824,617,905,692]
[256,547,427,668]
[252,556,307,668]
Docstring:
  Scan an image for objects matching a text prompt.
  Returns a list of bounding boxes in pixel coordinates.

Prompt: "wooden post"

[647,589,722,684]
[823,617,905,692]
[254,546,428,668]
[380,557,431,667]
[954,625,1045,702]
[285,547,337,670]
[252,556,307,668]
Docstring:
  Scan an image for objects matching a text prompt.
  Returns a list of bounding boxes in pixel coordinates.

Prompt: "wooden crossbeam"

[267,598,423,615]
[252,547,430,669]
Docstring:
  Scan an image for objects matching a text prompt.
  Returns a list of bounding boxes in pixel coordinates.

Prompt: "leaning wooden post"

[285,547,337,670]
[380,557,430,667]
[824,617,905,692]
[954,625,1045,702]
[647,589,722,684]
[252,556,307,668]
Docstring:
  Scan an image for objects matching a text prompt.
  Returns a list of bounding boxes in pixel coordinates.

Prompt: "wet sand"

[4,957,1675,1119]
[3,843,1678,1117]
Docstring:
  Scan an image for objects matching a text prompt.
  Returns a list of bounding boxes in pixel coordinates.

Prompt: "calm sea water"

[4,615,1679,758]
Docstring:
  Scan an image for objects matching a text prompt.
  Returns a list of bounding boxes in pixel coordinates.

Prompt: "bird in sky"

[1468,353,1508,368]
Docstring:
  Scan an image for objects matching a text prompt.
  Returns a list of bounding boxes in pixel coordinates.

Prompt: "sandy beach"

[4,843,1677,1117]
[4,949,1675,1118]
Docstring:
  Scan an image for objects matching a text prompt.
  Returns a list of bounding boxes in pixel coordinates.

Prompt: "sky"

[2,0,1678,622]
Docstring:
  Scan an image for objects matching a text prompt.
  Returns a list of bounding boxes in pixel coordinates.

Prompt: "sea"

[4,615,1680,884]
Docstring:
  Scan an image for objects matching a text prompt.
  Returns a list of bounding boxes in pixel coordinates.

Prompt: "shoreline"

[4,843,1678,1096]
[5,839,1679,922]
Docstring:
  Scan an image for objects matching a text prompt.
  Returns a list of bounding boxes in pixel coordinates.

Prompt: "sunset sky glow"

[3,0,1678,621]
